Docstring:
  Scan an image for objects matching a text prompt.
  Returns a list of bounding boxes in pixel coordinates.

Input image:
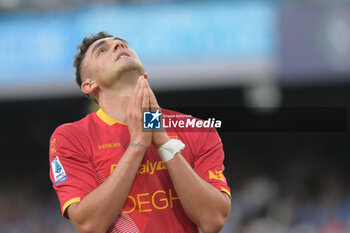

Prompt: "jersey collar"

[96,108,128,126]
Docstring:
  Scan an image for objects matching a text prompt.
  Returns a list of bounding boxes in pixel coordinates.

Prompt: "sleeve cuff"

[62,197,81,217]
[220,187,231,199]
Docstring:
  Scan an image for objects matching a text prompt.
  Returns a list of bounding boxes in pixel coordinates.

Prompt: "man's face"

[82,37,144,87]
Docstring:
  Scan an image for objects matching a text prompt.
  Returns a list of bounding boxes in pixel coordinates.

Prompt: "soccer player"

[49,31,231,233]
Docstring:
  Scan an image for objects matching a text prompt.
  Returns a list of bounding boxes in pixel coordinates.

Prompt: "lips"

[116,51,131,61]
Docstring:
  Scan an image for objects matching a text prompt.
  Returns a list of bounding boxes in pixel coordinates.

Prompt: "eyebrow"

[90,37,128,55]
[91,40,107,55]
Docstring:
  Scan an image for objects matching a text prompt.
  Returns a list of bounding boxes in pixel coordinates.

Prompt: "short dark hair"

[73,31,113,88]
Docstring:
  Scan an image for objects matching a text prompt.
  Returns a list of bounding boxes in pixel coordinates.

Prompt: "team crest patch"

[51,156,67,185]
[209,170,225,182]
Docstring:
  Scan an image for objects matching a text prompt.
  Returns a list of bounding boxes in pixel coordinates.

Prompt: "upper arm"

[49,125,99,218]
[66,202,95,233]
[192,128,231,198]
[221,192,231,209]
[66,202,80,221]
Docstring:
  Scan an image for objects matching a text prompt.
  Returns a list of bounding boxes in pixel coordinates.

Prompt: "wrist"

[157,139,185,162]
[128,141,149,153]
[154,136,170,149]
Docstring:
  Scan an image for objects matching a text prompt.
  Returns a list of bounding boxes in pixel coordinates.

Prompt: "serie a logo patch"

[51,156,67,185]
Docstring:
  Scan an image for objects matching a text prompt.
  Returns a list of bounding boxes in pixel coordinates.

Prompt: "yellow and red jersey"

[49,108,230,233]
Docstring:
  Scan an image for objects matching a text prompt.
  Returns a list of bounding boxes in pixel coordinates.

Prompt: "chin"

[117,60,144,77]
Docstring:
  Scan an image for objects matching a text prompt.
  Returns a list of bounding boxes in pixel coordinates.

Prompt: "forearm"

[166,153,231,233]
[68,146,145,233]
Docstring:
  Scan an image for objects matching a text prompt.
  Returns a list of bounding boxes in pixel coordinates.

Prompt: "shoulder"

[49,114,97,159]
[51,112,96,140]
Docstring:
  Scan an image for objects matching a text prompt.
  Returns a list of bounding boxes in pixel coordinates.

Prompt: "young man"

[49,31,231,233]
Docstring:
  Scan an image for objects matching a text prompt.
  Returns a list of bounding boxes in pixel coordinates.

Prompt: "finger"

[145,82,159,108]
[143,77,150,88]
[143,79,157,105]
[135,78,145,108]
[133,76,143,97]
[150,89,158,107]
[142,85,150,110]
[130,76,144,109]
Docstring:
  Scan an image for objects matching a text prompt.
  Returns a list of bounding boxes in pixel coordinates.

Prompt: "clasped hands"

[126,75,170,151]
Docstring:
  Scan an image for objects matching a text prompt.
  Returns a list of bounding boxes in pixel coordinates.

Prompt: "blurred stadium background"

[1,0,350,232]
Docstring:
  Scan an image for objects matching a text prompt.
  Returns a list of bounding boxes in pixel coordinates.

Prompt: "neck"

[97,70,141,123]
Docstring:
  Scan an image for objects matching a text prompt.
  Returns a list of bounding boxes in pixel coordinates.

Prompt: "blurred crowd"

[1,0,348,12]
[0,148,349,233]
[0,182,76,233]
[224,173,350,233]
[0,0,196,12]
[221,144,350,233]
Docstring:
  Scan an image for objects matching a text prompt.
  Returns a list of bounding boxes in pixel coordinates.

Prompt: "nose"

[113,41,126,52]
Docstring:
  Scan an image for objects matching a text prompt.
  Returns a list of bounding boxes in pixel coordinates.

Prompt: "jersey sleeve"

[49,124,99,218]
[192,128,231,198]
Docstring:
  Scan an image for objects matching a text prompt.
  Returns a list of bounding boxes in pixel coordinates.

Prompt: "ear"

[144,72,148,79]
[81,78,98,95]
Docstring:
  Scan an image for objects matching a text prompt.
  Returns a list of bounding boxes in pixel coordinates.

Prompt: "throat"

[98,91,132,124]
